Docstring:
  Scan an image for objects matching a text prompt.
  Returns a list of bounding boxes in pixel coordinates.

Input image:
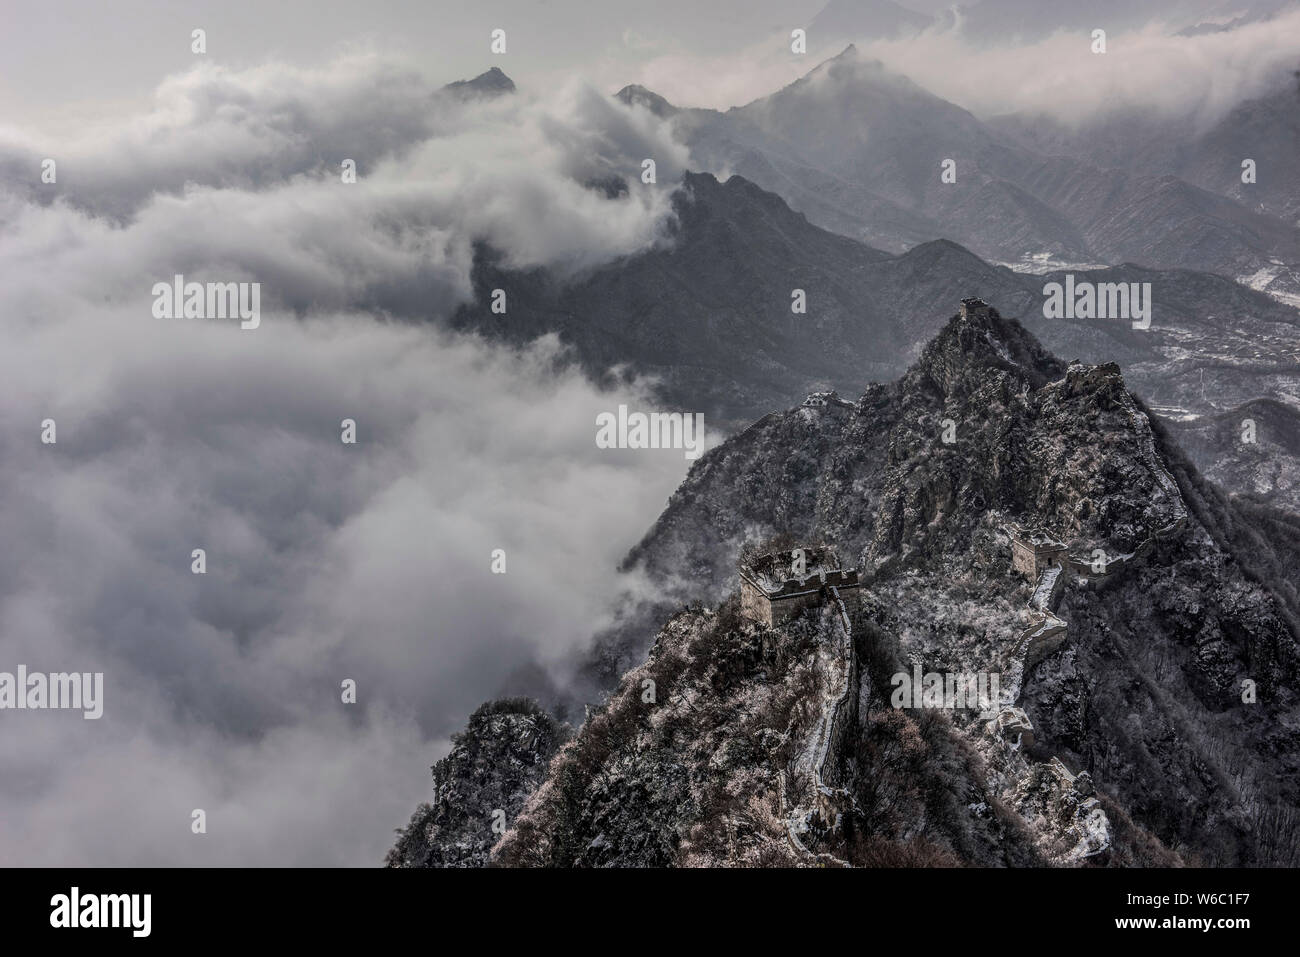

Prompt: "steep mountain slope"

[989,79,1300,301]
[990,83,1300,227]
[675,50,1088,260]
[449,171,1024,426]
[1022,263,1300,430]
[493,599,1061,867]
[661,46,1300,280]
[610,303,1300,866]
[1164,398,1300,512]
[386,699,568,868]
[396,302,1300,867]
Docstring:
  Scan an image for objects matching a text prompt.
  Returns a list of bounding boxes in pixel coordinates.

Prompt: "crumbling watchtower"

[960,297,993,320]
[739,545,860,627]
[1007,525,1069,580]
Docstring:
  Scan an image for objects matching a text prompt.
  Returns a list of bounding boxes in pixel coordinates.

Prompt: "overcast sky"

[4,0,1286,131]
[0,0,828,132]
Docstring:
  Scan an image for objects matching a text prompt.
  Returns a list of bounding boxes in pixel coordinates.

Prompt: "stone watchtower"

[739,546,860,627]
[1007,525,1069,580]
[960,297,993,320]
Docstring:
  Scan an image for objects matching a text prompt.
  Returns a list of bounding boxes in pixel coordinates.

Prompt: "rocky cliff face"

[395,303,1300,867]
[492,600,1058,867]
[385,699,567,868]
[616,304,1300,866]
[611,303,1187,617]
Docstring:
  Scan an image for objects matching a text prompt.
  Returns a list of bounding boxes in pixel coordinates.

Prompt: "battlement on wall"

[802,391,855,410]
[741,546,843,591]
[759,567,860,598]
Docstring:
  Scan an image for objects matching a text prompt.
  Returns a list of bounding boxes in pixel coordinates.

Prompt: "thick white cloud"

[0,289,695,866]
[856,8,1300,129]
[620,9,1300,128]
[0,55,699,865]
[0,52,689,275]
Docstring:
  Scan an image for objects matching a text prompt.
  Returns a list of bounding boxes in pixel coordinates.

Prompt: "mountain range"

[452,166,1300,511]
[421,53,1300,516]
[631,45,1300,305]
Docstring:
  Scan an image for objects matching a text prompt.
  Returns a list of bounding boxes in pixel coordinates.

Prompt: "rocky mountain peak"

[442,66,517,100]
[906,298,1066,399]
[614,84,678,117]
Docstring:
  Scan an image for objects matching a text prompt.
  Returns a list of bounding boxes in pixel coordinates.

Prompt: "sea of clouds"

[0,53,695,865]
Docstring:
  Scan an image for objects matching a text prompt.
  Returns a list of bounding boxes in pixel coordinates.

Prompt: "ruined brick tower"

[1007,525,1069,580]
[960,297,993,320]
[739,545,860,627]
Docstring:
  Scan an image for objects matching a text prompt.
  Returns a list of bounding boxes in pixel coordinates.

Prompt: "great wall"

[779,587,857,866]
[726,306,1202,865]
[745,346,1193,865]
[985,390,1190,861]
